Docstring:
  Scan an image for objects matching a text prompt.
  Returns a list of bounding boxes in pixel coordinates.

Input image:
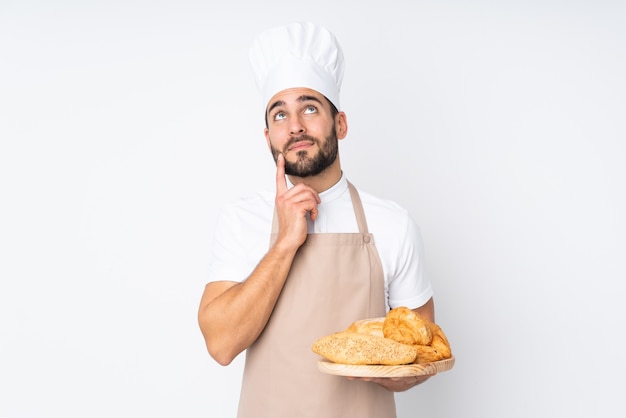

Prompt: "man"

[198,22,437,417]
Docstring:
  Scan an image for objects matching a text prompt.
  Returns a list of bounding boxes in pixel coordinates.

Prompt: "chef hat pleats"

[249,22,345,110]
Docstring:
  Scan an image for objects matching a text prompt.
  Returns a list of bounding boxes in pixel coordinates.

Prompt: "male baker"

[198,22,436,417]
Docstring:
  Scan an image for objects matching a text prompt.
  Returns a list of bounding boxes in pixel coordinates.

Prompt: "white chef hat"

[249,22,345,110]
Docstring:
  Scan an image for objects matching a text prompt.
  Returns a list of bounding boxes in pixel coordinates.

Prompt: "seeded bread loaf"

[312,332,418,365]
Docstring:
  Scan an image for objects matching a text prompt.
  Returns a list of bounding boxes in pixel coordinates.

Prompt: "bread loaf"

[312,332,418,365]
[312,307,452,366]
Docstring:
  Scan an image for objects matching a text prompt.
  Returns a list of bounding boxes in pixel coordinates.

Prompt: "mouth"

[285,135,317,153]
[288,141,314,152]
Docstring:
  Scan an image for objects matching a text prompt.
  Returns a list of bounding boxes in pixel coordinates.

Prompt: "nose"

[289,115,305,135]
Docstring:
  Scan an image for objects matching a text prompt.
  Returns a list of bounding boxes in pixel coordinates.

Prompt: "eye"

[303,105,317,114]
[273,111,286,121]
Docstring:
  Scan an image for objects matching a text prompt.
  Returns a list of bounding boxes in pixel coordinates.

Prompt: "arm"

[413,297,435,323]
[198,245,297,365]
[198,154,320,366]
[347,298,436,392]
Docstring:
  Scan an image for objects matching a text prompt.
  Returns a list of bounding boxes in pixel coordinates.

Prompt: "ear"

[336,111,348,140]
[264,127,271,149]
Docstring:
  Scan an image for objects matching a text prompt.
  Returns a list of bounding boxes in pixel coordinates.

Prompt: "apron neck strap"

[347,181,369,234]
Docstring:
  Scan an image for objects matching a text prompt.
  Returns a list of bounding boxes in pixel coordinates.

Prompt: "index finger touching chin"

[275,153,288,194]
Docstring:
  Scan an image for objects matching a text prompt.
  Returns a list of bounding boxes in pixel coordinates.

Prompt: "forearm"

[413,298,435,322]
[198,242,298,365]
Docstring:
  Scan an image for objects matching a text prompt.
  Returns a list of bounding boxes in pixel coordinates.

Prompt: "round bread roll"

[383,306,432,346]
[344,317,384,337]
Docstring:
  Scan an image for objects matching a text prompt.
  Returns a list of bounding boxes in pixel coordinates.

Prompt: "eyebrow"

[267,95,324,115]
[297,95,323,105]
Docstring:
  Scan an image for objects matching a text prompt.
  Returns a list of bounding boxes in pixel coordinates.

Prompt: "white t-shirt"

[206,174,433,310]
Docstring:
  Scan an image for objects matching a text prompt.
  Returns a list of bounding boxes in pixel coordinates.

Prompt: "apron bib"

[237,182,396,418]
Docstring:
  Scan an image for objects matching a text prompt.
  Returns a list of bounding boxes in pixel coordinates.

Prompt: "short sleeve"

[206,194,273,283]
[386,214,433,309]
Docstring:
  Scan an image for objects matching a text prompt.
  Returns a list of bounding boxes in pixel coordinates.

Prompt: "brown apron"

[237,182,396,418]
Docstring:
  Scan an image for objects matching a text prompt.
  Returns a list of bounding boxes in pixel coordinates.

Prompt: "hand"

[274,153,321,250]
[346,374,433,392]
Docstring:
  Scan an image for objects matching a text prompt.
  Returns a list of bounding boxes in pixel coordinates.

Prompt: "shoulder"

[207,190,275,282]
[355,187,413,226]
[352,185,423,249]
[216,189,274,234]
[221,189,274,215]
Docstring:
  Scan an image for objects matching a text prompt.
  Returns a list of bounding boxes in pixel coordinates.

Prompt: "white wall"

[1,1,624,417]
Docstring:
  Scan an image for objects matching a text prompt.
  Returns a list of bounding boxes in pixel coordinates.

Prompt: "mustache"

[284,135,318,152]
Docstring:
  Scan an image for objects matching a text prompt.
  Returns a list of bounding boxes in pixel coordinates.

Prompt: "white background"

[1,1,625,417]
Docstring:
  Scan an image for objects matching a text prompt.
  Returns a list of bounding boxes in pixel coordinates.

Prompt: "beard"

[270,127,339,178]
